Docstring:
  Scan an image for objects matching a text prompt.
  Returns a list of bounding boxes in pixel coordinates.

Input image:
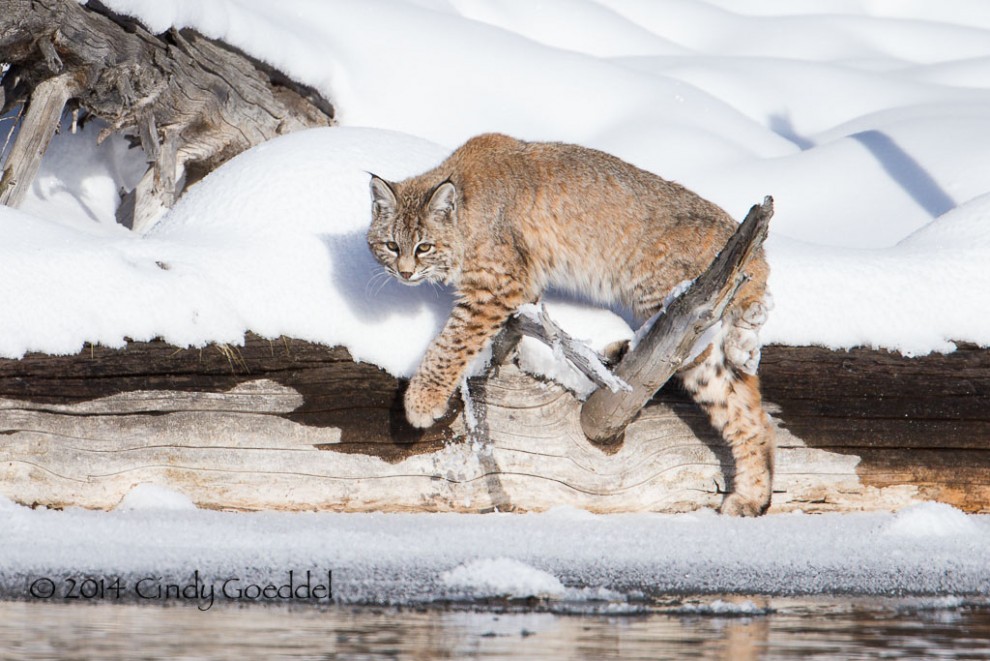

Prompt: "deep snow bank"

[4,0,990,368]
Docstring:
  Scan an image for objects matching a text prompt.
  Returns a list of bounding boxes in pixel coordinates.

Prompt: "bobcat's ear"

[428,180,457,220]
[369,174,397,216]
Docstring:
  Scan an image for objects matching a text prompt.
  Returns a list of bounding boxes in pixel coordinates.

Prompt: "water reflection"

[1,597,988,660]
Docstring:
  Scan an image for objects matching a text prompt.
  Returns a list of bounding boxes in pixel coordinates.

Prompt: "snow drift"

[2,0,988,370]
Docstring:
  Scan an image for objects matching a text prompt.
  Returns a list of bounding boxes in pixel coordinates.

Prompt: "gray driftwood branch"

[503,304,631,393]
[580,196,774,443]
[0,0,334,231]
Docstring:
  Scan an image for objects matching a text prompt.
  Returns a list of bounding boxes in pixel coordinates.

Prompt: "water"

[2,597,989,660]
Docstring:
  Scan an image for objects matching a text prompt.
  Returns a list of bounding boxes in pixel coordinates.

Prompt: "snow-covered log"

[0,335,986,514]
[0,0,334,231]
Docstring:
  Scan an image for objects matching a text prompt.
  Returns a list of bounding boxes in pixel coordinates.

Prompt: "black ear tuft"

[369,174,397,214]
[427,179,457,218]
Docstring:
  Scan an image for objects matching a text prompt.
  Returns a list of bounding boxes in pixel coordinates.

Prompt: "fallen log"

[0,0,334,231]
[0,335,986,514]
[0,3,983,516]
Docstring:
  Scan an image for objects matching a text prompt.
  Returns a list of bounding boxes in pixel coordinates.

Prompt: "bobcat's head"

[367,175,459,286]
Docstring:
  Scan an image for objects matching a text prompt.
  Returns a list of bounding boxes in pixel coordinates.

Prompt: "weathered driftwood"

[581,196,773,443]
[0,0,334,230]
[0,335,986,514]
[0,73,80,208]
[501,304,630,394]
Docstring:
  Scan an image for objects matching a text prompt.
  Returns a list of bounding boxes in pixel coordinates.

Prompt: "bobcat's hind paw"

[404,379,451,429]
[718,493,771,517]
[725,298,770,376]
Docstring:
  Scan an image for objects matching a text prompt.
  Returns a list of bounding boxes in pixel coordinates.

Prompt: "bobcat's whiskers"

[365,267,395,298]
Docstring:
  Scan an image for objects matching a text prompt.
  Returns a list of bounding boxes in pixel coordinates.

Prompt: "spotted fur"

[367,133,775,515]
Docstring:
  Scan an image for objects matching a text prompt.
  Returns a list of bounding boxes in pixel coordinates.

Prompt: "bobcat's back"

[409,133,767,318]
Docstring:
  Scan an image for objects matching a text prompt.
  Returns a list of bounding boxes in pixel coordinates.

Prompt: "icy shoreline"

[2,496,988,607]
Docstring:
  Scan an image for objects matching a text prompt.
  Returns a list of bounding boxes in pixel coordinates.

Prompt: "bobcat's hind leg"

[678,301,775,516]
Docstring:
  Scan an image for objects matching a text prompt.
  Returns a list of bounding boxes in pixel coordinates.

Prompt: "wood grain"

[760,343,990,512]
[0,335,984,513]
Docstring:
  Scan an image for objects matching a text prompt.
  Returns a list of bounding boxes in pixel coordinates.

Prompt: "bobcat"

[367,133,775,516]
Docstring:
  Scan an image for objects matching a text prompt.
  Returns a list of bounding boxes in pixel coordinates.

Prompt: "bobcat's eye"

[385,241,399,255]
[415,242,434,256]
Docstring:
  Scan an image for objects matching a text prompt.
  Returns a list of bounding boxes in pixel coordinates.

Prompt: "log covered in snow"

[0,2,984,517]
[0,334,986,514]
[0,0,334,231]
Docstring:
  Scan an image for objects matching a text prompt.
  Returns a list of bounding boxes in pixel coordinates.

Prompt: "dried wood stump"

[0,0,335,230]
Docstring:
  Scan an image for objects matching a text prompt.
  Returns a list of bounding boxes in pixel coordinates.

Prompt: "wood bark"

[0,0,334,230]
[0,335,985,514]
[0,73,80,206]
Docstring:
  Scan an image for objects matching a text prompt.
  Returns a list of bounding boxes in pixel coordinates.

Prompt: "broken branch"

[0,72,79,208]
[510,304,631,394]
[485,303,629,394]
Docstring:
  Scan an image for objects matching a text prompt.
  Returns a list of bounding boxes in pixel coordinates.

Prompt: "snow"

[677,599,770,616]
[3,0,990,605]
[459,377,480,432]
[1,496,987,605]
[883,503,981,539]
[442,558,566,600]
[0,0,986,367]
[0,127,451,374]
[114,484,198,512]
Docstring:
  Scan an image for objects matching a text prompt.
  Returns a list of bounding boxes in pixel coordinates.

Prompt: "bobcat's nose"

[399,270,414,280]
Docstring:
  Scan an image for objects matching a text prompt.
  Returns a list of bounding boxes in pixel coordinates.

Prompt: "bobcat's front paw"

[404,378,451,428]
